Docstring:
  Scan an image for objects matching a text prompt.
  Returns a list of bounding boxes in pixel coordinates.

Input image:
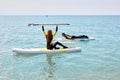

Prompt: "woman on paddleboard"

[42,26,68,49]
[62,33,89,39]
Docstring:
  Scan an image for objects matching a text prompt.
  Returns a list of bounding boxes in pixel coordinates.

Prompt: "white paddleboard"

[12,47,81,54]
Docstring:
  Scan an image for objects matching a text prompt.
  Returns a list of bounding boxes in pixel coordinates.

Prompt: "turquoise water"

[0,15,120,80]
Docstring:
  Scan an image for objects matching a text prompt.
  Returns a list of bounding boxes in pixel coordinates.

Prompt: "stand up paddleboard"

[13,47,81,54]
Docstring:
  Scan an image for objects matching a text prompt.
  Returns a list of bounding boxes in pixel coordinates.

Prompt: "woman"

[62,33,89,39]
[42,26,68,49]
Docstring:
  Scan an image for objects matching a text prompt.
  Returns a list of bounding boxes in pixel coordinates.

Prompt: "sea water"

[0,15,120,80]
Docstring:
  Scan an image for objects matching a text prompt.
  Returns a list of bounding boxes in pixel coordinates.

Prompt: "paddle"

[28,23,70,26]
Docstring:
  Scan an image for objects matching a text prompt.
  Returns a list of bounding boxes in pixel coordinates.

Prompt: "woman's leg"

[74,35,89,38]
[53,41,68,48]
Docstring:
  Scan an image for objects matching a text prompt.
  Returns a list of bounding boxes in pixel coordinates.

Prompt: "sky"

[0,0,120,15]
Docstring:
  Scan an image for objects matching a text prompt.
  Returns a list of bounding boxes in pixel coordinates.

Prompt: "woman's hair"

[47,30,53,42]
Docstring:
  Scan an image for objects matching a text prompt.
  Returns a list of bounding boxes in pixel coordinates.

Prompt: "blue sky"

[0,0,120,15]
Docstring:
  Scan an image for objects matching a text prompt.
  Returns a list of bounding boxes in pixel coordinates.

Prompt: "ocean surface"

[0,15,120,80]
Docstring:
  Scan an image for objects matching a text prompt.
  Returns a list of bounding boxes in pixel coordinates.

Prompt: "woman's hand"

[56,26,58,32]
[42,26,44,31]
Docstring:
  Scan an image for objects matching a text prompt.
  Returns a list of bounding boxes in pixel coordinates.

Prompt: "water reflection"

[43,54,57,80]
[46,54,56,66]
